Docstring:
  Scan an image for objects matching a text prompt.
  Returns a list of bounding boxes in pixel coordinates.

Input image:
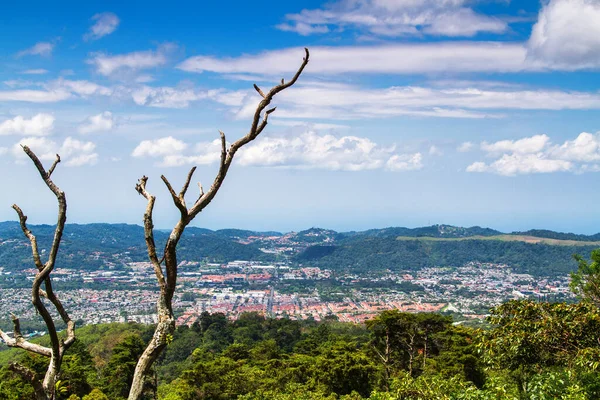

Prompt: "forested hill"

[0,222,274,271]
[0,222,598,276]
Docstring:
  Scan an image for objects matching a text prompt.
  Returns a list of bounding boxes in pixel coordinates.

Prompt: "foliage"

[478,300,600,398]
[571,249,600,305]
[3,301,600,400]
[297,236,596,276]
[100,334,146,399]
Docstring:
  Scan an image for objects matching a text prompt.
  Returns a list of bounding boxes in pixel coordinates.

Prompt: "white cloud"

[78,112,115,134]
[528,0,600,69]
[0,79,113,104]
[59,137,98,166]
[276,22,329,36]
[177,43,532,76]
[135,74,154,83]
[132,131,422,171]
[386,153,423,172]
[481,134,550,155]
[85,12,120,41]
[46,78,112,97]
[131,86,206,108]
[87,44,174,77]
[467,131,600,175]
[429,145,443,156]
[16,42,55,58]
[467,154,572,176]
[3,80,34,88]
[22,69,48,75]
[0,147,7,155]
[457,142,474,152]
[236,131,422,171]
[278,0,507,38]
[270,120,351,130]
[465,161,488,173]
[159,140,224,167]
[0,114,54,136]
[132,136,188,158]
[0,89,70,103]
[13,137,97,166]
[217,82,600,122]
[550,132,600,162]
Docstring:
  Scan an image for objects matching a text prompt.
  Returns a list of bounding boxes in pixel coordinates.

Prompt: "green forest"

[1,298,600,400]
[2,222,598,279]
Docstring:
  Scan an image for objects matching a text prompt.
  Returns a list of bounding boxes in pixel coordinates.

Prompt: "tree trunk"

[128,297,174,400]
[407,334,415,376]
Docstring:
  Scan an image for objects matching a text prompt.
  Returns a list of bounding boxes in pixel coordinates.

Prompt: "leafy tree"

[366,310,451,381]
[81,389,109,400]
[101,335,146,400]
[478,300,600,398]
[425,326,485,388]
[572,249,600,305]
[60,341,95,399]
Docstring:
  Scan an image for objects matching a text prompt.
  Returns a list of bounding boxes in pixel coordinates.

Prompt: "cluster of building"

[0,259,573,332]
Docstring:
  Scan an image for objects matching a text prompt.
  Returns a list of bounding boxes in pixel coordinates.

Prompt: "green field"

[396,235,600,246]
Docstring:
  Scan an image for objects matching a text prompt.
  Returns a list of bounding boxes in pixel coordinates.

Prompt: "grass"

[395,235,600,246]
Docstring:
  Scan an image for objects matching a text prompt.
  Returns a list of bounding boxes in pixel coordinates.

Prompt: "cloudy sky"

[2,0,600,233]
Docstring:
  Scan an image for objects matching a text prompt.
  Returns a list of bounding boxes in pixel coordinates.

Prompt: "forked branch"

[128,48,309,400]
[0,147,74,400]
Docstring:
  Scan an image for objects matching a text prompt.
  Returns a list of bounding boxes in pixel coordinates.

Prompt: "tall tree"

[128,48,310,400]
[0,147,75,400]
[572,249,600,305]
[478,300,600,397]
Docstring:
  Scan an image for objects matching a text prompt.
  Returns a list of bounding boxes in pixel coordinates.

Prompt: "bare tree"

[0,147,75,400]
[128,48,309,400]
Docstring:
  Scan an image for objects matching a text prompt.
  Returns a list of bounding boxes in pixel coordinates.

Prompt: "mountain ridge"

[2,221,600,242]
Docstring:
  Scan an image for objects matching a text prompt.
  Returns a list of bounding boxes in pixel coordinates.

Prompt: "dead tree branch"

[128,48,309,400]
[0,148,74,400]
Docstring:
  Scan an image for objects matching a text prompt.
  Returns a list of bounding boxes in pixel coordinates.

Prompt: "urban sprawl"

[0,259,571,331]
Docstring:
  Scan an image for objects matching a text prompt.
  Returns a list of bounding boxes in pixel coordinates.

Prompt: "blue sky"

[2,0,600,233]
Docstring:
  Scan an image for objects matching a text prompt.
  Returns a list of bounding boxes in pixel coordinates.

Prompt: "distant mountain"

[294,236,597,277]
[291,228,343,243]
[344,224,502,239]
[2,222,599,277]
[0,223,271,271]
[511,229,600,242]
[211,229,283,239]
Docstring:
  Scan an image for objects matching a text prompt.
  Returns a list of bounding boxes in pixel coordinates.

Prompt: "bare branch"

[11,204,43,270]
[219,130,227,168]
[0,316,52,357]
[255,107,278,137]
[47,154,61,178]
[43,279,76,351]
[179,167,197,201]
[135,176,149,198]
[20,146,67,270]
[135,176,166,289]
[196,182,205,203]
[11,314,22,339]
[253,84,266,98]
[186,48,310,221]
[6,146,73,399]
[161,175,188,217]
